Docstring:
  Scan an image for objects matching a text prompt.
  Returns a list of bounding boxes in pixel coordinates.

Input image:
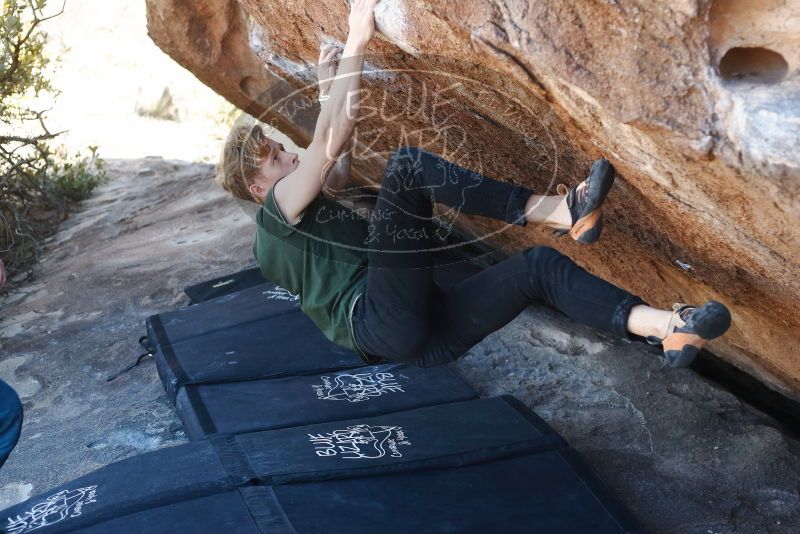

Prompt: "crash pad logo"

[308,424,410,459]
[263,286,299,301]
[6,485,98,533]
[312,371,404,402]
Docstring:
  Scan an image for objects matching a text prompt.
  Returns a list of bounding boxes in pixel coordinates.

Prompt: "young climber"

[214,0,731,369]
[0,258,23,469]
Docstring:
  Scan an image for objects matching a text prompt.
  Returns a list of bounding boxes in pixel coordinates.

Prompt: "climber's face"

[259,138,299,183]
[248,137,299,202]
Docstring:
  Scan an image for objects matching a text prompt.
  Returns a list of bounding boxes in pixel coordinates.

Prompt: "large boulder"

[146,0,800,398]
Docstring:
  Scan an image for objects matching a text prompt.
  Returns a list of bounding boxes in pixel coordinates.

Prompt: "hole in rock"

[718,47,788,83]
[239,76,258,97]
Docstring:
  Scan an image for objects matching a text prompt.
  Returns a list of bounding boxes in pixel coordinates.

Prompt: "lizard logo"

[6,485,98,533]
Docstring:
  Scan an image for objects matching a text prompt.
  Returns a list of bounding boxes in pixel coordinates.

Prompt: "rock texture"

[1,158,799,533]
[145,0,800,398]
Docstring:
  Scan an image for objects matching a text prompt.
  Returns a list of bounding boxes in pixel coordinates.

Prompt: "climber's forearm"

[314,35,367,159]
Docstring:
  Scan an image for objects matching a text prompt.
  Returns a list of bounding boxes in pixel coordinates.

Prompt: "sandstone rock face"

[146,0,800,397]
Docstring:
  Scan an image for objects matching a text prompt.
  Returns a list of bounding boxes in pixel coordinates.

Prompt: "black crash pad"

[269,448,639,533]
[155,257,482,351]
[59,451,640,534]
[176,363,477,439]
[212,396,565,485]
[1,397,638,533]
[146,282,301,351]
[1,397,560,532]
[153,311,364,404]
[183,267,267,305]
[0,408,637,534]
[76,490,265,534]
[0,440,241,533]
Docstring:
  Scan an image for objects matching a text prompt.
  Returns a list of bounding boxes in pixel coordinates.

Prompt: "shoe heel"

[574,212,603,244]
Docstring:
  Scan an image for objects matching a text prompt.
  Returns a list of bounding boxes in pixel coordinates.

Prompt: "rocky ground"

[0,157,798,533]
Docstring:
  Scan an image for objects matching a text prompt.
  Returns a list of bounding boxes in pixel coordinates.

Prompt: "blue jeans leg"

[0,379,22,469]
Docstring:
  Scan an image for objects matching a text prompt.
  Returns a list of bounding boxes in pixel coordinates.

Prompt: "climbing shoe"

[552,158,615,244]
[646,301,732,368]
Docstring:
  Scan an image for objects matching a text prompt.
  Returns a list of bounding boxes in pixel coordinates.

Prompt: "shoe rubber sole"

[570,159,615,244]
[662,300,732,368]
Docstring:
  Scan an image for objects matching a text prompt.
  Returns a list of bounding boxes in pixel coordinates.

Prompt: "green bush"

[1,1,108,286]
[47,145,109,203]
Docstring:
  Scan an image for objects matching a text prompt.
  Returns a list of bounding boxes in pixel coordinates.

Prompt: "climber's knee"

[394,336,430,364]
[523,245,564,270]
[519,246,567,297]
[383,322,431,364]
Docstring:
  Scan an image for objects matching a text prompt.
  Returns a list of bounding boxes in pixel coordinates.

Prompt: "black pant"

[352,146,647,367]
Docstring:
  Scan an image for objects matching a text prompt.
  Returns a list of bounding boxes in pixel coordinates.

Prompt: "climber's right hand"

[347,0,379,47]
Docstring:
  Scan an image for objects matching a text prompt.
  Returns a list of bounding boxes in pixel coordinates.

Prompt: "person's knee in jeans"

[523,245,563,266]
[520,245,563,290]
[389,325,432,364]
[0,379,23,468]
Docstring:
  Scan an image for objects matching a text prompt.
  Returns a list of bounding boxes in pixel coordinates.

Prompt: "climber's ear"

[249,182,267,203]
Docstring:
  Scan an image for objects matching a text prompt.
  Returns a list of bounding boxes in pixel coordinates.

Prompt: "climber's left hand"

[317,43,340,98]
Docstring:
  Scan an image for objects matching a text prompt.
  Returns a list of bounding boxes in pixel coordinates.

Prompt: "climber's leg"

[404,245,647,367]
[354,145,536,361]
[626,305,675,340]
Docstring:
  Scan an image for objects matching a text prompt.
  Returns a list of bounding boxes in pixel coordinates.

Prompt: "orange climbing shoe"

[552,158,615,244]
[646,301,732,368]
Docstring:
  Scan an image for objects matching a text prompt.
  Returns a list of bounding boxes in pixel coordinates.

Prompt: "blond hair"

[214,119,276,202]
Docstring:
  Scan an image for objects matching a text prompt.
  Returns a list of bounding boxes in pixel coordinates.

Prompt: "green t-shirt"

[253,177,370,358]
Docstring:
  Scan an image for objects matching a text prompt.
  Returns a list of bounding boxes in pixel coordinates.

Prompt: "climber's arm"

[270,0,376,224]
[321,133,353,199]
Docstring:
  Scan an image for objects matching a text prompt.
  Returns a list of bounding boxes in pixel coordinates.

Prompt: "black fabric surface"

[1,397,638,533]
[0,441,235,534]
[176,363,477,440]
[154,311,364,404]
[232,396,566,485]
[274,449,639,533]
[184,267,266,305]
[146,282,301,351]
[77,491,262,534]
[73,450,639,534]
[148,256,484,403]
